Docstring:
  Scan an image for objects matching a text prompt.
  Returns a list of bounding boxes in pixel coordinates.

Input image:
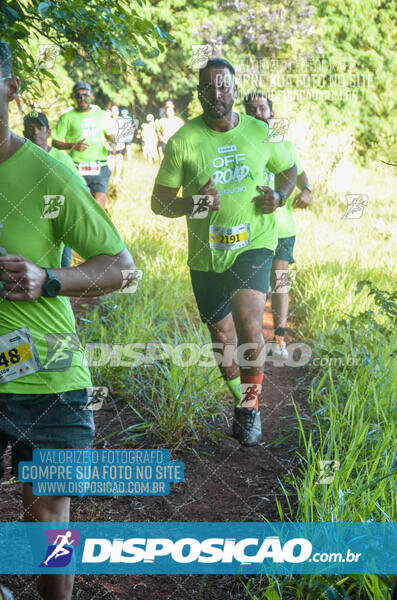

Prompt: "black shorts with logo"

[190,248,274,325]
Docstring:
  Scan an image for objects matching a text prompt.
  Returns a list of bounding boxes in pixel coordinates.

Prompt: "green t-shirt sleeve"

[54,173,125,259]
[62,153,83,179]
[265,141,296,175]
[53,114,68,142]
[51,148,87,187]
[155,136,184,188]
[65,156,87,187]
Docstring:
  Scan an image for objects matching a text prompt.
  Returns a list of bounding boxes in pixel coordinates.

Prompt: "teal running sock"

[226,376,242,405]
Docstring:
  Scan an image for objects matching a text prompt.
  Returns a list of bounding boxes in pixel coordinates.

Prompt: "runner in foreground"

[244,92,311,358]
[52,81,113,210]
[0,42,134,600]
[152,58,297,445]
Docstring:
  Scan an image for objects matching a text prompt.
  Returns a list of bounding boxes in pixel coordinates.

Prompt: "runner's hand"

[197,177,220,212]
[72,139,88,152]
[0,254,47,301]
[252,185,281,213]
[292,189,310,208]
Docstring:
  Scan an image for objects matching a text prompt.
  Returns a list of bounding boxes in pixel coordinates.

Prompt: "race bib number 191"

[0,327,42,384]
[209,223,250,250]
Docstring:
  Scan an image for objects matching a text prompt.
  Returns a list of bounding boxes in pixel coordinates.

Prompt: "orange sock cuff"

[240,374,264,385]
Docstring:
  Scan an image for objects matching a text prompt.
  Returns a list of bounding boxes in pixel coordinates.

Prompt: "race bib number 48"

[0,327,42,384]
[209,223,250,250]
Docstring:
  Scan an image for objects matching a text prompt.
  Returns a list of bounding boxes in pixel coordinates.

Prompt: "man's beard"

[201,98,234,119]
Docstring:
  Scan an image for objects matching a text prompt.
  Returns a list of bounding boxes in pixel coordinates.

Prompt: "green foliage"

[244,281,396,599]
[3,0,397,159]
[313,0,397,160]
[0,0,166,94]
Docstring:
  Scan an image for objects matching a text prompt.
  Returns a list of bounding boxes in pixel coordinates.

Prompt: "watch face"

[46,278,61,297]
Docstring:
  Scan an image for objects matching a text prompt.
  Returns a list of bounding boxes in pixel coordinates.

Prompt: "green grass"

[79,146,396,599]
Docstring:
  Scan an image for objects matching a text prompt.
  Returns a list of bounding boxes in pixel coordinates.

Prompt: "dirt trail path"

[0,301,309,599]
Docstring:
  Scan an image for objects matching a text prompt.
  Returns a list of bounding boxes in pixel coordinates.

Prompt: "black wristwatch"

[275,190,287,206]
[303,185,311,193]
[42,268,61,298]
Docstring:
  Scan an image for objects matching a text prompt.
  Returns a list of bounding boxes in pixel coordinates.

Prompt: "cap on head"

[72,81,91,94]
[24,111,50,129]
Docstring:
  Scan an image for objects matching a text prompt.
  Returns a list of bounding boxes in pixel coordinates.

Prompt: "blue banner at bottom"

[0,522,395,574]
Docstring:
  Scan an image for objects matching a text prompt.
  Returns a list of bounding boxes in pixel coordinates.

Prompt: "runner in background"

[141,114,159,163]
[244,92,311,358]
[107,104,126,185]
[23,110,86,268]
[152,59,297,446]
[120,107,135,161]
[52,81,113,210]
[156,99,184,161]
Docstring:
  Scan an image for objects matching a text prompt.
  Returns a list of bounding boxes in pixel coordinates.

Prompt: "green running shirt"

[53,106,111,163]
[263,140,303,239]
[48,146,86,186]
[0,140,125,394]
[155,114,295,273]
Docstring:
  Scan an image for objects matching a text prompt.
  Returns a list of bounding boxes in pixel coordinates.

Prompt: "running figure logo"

[189,195,211,219]
[189,44,213,69]
[273,269,296,294]
[266,118,289,143]
[40,529,80,567]
[115,118,138,143]
[36,44,60,69]
[119,269,144,293]
[43,334,80,371]
[241,383,262,409]
[342,193,368,219]
[40,195,65,219]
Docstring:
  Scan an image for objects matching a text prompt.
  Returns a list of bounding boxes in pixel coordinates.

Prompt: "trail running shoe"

[232,407,262,446]
[272,337,288,359]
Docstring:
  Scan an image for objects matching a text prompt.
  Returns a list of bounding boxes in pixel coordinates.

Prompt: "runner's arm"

[52,139,89,152]
[297,170,310,191]
[52,139,76,151]
[293,170,311,208]
[253,163,297,213]
[152,178,220,218]
[55,248,134,297]
[0,248,134,301]
[151,184,193,217]
[274,164,297,199]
